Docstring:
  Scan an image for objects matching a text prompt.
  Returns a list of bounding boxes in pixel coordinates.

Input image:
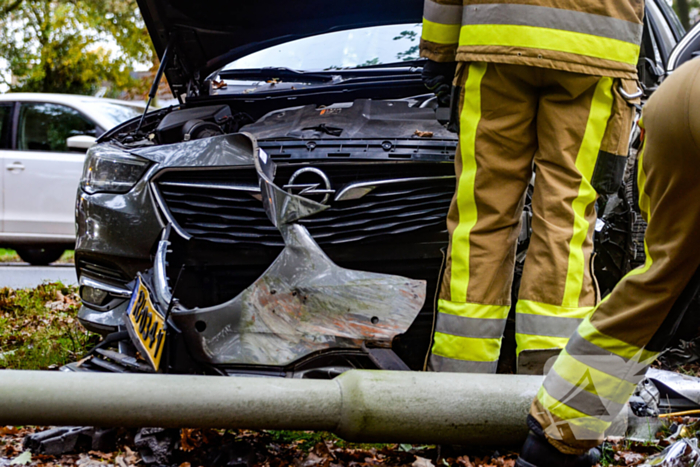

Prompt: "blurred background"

[0,0,173,103]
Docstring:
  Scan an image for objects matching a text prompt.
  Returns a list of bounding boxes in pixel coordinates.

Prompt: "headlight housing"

[81,145,150,194]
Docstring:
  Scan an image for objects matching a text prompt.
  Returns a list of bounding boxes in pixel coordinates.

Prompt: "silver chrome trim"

[283,167,335,205]
[334,175,456,201]
[154,233,173,307]
[79,276,132,298]
[158,180,261,192]
[150,180,192,240]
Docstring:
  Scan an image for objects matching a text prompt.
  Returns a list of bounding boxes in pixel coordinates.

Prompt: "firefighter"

[420,0,644,372]
[518,56,700,466]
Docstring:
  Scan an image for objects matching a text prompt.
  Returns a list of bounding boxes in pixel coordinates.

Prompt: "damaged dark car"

[71,0,700,376]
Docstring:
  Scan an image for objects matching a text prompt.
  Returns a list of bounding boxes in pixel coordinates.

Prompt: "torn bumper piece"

[149,139,426,367]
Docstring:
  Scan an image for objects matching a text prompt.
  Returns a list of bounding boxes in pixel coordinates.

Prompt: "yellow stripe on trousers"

[450,62,488,303]
[562,77,615,307]
[516,78,614,354]
[536,141,659,440]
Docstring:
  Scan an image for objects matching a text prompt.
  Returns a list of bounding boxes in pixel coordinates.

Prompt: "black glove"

[422,60,457,107]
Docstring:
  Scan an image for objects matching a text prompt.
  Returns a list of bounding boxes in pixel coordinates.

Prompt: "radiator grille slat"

[155,163,454,245]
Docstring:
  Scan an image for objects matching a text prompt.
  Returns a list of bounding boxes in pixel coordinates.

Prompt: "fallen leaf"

[412,456,435,467]
[9,451,31,466]
[123,446,140,465]
[414,130,434,138]
[614,451,645,465]
[88,451,113,459]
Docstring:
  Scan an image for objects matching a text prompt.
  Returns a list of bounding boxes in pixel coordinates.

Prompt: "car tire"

[15,247,65,266]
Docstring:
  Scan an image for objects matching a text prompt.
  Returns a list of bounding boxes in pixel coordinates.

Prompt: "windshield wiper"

[218,67,339,83]
[351,59,426,69]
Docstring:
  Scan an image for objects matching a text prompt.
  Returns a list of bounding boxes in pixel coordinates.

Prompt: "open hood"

[137,0,424,99]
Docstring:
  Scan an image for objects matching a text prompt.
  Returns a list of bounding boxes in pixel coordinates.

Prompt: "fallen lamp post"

[0,369,542,446]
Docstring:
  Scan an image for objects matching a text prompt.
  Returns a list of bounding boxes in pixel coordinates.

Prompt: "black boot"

[516,417,600,467]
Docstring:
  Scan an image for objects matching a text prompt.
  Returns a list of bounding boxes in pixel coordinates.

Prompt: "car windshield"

[82,102,143,128]
[223,23,422,72]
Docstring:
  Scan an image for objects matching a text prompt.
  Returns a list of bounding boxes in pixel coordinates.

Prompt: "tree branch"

[0,0,23,17]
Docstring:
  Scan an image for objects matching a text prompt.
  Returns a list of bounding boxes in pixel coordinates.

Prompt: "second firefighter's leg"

[531,58,700,454]
[431,63,537,373]
[516,72,624,354]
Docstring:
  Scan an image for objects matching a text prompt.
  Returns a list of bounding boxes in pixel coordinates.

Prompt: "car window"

[0,104,12,149]
[647,0,678,64]
[223,23,422,72]
[17,103,97,152]
[80,101,143,130]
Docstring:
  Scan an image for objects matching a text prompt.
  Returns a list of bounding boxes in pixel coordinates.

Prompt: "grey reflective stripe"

[544,368,624,421]
[462,4,643,45]
[566,332,650,384]
[516,314,583,338]
[435,312,506,339]
[430,354,498,373]
[424,0,463,25]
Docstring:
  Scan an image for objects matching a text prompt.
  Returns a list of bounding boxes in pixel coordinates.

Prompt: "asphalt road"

[0,264,78,289]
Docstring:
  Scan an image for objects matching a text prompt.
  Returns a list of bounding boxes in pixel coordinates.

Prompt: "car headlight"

[81,145,150,194]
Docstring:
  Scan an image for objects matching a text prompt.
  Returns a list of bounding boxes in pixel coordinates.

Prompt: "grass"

[0,248,20,262]
[0,249,75,264]
[0,282,98,370]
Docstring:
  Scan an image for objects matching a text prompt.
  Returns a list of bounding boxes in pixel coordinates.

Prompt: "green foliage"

[0,0,154,97]
[673,0,700,30]
[393,30,420,62]
[358,57,380,68]
[0,282,98,370]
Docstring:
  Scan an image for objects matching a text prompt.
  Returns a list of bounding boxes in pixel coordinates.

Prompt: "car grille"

[78,259,130,285]
[154,163,455,246]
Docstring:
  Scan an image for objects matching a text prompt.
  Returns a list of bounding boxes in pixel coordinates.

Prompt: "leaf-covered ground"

[0,283,98,370]
[0,284,699,467]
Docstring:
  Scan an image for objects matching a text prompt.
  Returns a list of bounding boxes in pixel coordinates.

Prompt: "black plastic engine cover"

[155,105,232,144]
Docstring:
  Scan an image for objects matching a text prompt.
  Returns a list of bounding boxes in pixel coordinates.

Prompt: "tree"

[674,0,700,30]
[0,0,155,97]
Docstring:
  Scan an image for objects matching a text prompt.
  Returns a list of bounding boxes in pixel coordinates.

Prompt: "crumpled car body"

[72,0,700,375]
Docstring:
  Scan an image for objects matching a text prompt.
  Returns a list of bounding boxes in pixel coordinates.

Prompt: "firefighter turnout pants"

[430,62,636,373]
[531,57,700,453]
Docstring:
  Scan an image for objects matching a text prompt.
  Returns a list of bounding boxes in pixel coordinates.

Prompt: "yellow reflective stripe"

[438,298,509,320]
[516,300,594,319]
[432,331,501,362]
[553,350,636,405]
[422,18,461,45]
[637,144,651,221]
[459,24,640,66]
[578,317,657,363]
[450,62,487,302]
[516,334,569,355]
[537,386,611,434]
[562,78,615,307]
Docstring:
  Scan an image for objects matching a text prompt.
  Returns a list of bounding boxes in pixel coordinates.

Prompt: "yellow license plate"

[125,275,167,372]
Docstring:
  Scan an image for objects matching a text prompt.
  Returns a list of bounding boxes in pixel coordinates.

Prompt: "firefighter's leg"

[430,63,537,373]
[530,58,700,454]
[516,70,634,354]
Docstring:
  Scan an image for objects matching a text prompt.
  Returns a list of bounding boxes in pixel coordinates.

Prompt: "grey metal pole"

[0,370,542,446]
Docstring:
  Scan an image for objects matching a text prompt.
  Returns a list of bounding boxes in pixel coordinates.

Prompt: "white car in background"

[0,93,143,265]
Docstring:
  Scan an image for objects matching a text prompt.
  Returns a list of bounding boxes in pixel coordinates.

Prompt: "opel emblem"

[283,167,335,204]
